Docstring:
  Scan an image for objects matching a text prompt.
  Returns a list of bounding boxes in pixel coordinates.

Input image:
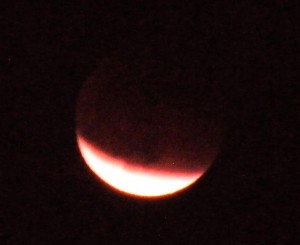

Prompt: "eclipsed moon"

[77,136,204,197]
[76,55,223,198]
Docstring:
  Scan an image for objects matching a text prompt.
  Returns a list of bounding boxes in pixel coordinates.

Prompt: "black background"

[2,1,297,244]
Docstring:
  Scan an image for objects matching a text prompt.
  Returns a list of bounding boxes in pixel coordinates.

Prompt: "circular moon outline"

[77,136,204,197]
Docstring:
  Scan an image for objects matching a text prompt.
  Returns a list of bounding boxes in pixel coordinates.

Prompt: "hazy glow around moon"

[77,136,203,197]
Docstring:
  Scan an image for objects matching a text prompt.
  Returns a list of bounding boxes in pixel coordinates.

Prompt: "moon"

[76,55,223,197]
[77,136,204,197]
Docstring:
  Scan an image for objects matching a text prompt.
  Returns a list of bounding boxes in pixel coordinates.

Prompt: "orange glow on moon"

[77,136,204,197]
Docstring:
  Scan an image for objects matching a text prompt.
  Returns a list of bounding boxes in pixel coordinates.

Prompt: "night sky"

[2,1,296,244]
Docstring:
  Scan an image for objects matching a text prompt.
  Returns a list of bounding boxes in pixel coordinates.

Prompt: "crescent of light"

[77,136,203,197]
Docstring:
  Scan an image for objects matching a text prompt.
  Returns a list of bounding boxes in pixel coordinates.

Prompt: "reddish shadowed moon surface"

[76,58,223,197]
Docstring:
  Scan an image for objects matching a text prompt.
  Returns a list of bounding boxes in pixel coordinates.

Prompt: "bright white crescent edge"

[77,136,203,197]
